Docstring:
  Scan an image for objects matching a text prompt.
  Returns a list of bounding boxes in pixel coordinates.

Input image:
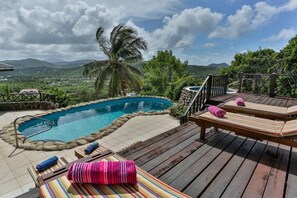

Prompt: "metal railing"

[238,73,297,97]
[14,115,54,148]
[180,75,228,124]
[0,92,56,103]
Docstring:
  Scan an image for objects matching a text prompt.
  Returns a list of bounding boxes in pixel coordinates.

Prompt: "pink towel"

[235,97,245,106]
[67,160,137,185]
[208,106,226,118]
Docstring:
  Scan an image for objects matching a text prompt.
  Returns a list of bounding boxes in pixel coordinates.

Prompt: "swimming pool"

[18,97,172,142]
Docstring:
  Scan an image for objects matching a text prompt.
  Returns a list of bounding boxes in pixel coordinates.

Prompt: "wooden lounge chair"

[190,111,297,148]
[38,154,190,198]
[74,144,111,159]
[27,157,68,187]
[222,101,297,120]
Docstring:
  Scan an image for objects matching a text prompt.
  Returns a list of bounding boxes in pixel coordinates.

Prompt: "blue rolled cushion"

[84,142,99,154]
[36,156,58,172]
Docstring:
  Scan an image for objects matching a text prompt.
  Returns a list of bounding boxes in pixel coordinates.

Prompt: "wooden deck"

[118,93,297,198]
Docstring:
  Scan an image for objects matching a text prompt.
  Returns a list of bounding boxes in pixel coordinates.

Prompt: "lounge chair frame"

[190,112,297,148]
[222,101,296,121]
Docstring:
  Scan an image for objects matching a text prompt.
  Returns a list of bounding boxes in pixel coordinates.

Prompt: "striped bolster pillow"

[67,161,137,185]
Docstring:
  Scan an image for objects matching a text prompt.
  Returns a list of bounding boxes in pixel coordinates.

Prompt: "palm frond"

[130,37,148,50]
[124,54,143,63]
[110,24,124,47]
[94,66,112,92]
[109,69,120,97]
[120,65,143,92]
[125,64,143,77]
[96,27,110,57]
[82,60,109,77]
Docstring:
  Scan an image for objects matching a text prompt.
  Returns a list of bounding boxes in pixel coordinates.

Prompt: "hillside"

[1,58,94,69]
[207,63,228,67]
[53,59,94,68]
[0,58,227,79]
[3,58,55,68]
[187,65,221,78]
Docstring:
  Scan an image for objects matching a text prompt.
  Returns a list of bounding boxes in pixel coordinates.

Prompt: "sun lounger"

[222,101,297,120]
[27,157,68,187]
[39,154,190,198]
[190,111,297,148]
[74,144,111,159]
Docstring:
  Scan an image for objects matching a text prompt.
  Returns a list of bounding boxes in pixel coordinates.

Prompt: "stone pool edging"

[0,96,171,151]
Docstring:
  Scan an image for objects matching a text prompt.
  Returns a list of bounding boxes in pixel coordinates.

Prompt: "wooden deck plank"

[201,138,256,198]
[118,121,195,157]
[159,131,230,183]
[285,147,297,198]
[220,140,267,198]
[183,136,246,197]
[242,142,279,198]
[279,97,290,107]
[285,98,294,107]
[117,93,297,198]
[263,144,290,198]
[274,97,284,107]
[139,131,198,170]
[134,126,198,166]
[148,137,208,178]
[263,96,275,105]
[121,122,197,160]
[168,133,237,191]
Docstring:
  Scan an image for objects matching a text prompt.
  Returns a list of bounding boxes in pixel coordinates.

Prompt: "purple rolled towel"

[235,97,245,106]
[208,106,226,118]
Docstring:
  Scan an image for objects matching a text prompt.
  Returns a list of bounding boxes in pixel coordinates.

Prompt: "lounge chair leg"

[200,127,206,140]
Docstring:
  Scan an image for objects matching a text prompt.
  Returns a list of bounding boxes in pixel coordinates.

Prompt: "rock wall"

[178,87,197,107]
[0,101,58,111]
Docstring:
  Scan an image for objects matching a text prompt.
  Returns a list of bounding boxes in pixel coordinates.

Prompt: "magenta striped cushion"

[67,161,137,185]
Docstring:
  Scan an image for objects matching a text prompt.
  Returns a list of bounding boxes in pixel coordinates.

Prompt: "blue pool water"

[19,97,172,142]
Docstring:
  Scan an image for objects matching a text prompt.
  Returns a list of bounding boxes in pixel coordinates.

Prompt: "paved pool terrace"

[0,110,179,197]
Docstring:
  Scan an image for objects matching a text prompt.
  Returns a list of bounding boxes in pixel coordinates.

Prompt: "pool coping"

[0,96,171,151]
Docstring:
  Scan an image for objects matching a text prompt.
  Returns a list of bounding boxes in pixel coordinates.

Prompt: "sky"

[0,0,297,65]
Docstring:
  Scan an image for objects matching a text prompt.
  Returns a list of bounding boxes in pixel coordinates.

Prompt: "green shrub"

[169,103,186,118]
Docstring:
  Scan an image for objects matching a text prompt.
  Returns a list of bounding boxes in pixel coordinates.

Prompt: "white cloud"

[280,0,297,11]
[210,0,297,39]
[209,5,253,39]
[0,0,183,61]
[204,42,215,48]
[125,7,222,60]
[152,7,222,50]
[264,28,297,41]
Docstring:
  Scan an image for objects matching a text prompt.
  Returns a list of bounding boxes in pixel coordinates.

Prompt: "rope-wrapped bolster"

[67,160,137,185]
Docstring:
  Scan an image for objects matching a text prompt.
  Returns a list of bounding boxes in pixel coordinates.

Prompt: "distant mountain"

[2,58,55,68]
[0,58,96,69]
[53,59,95,68]
[207,63,228,67]
[2,58,55,69]
[187,65,220,78]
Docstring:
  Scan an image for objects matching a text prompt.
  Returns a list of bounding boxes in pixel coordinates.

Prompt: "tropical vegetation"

[220,35,297,96]
[83,24,147,97]
[141,50,199,100]
[221,35,297,81]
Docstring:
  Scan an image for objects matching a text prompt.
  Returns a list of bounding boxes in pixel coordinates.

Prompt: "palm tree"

[83,24,147,97]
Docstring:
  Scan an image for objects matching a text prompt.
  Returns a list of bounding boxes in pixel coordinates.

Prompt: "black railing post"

[224,75,228,94]
[269,73,277,97]
[206,75,212,100]
[238,72,243,93]
[39,92,43,102]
